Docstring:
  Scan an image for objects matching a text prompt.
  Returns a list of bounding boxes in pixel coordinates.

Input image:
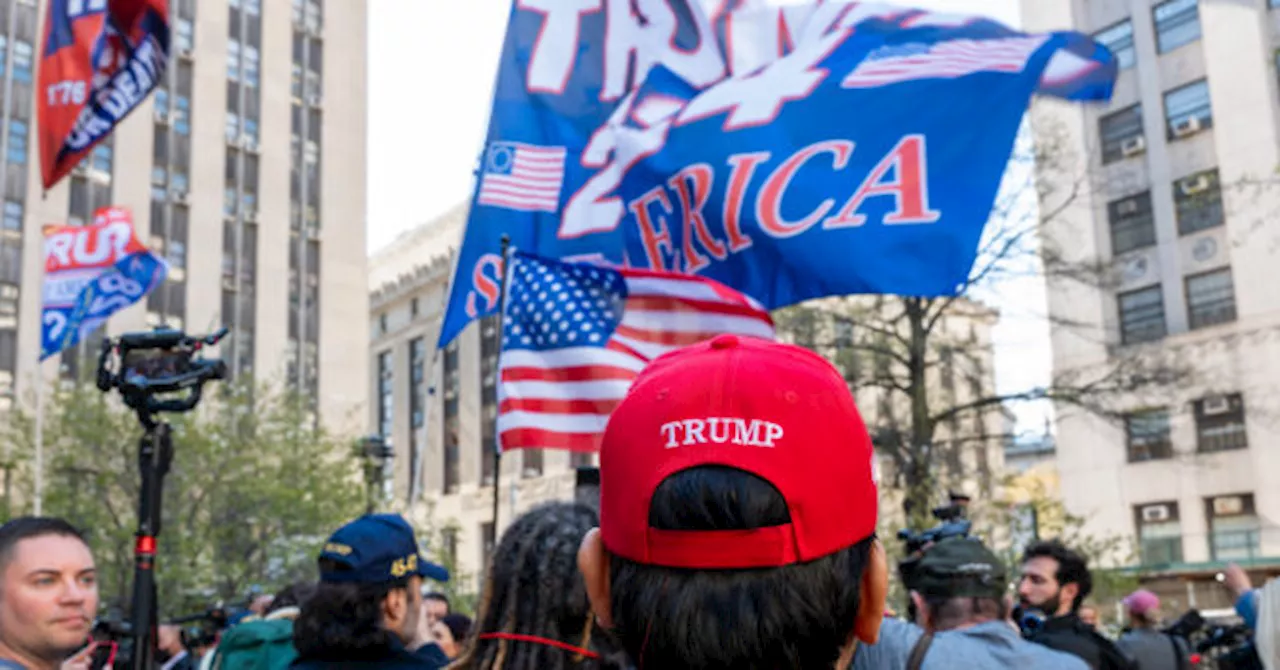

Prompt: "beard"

[1021,590,1063,617]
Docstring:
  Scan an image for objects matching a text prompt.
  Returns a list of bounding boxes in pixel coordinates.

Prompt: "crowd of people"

[0,335,1273,670]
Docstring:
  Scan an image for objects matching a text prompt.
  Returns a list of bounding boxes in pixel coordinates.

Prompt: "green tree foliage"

[3,380,364,617]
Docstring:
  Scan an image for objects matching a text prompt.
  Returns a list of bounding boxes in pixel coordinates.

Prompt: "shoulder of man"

[1021,636,1096,670]
[850,616,923,669]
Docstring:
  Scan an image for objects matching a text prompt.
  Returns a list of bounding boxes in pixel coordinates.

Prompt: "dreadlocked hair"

[449,501,625,670]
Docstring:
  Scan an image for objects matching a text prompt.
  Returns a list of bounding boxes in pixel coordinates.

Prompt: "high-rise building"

[2,0,367,430]
[1023,0,1280,586]
[369,206,1006,592]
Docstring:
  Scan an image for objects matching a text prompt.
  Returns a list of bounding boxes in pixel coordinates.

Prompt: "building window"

[1153,0,1200,54]
[377,350,393,441]
[443,340,460,494]
[1206,494,1260,562]
[1174,169,1223,235]
[1100,105,1143,164]
[1194,393,1247,453]
[1135,502,1183,566]
[2,201,20,231]
[1118,285,1166,344]
[175,18,193,51]
[408,338,426,501]
[7,120,27,164]
[11,41,31,84]
[522,448,544,478]
[479,315,500,486]
[1095,20,1135,70]
[1164,80,1212,138]
[1185,267,1235,330]
[1126,410,1172,462]
[227,39,241,81]
[1108,192,1156,255]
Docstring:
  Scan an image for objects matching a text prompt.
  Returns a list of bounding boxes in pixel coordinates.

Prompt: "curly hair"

[292,559,413,661]
[449,502,624,670]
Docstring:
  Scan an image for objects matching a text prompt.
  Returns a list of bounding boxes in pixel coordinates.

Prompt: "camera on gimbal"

[895,492,975,603]
[96,326,230,670]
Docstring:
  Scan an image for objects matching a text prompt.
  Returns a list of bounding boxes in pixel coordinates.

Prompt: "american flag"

[842,36,1050,88]
[497,252,775,452]
[476,141,566,213]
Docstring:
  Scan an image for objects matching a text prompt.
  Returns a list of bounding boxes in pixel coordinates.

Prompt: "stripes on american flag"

[497,252,775,452]
[476,141,566,213]
[841,36,1050,88]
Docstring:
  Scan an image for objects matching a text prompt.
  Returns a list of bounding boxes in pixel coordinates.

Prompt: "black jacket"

[290,641,449,670]
[1028,615,1135,670]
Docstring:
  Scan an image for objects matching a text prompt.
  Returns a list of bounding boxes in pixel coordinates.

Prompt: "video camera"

[96,327,229,428]
[1196,624,1263,670]
[896,493,975,599]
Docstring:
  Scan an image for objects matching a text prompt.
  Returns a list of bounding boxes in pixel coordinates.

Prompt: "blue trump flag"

[41,207,168,360]
[439,0,1117,349]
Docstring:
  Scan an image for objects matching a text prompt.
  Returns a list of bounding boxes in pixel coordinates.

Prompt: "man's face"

[424,596,448,626]
[0,535,98,663]
[1018,556,1065,616]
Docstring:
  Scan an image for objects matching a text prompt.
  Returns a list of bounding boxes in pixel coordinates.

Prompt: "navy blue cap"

[318,514,449,584]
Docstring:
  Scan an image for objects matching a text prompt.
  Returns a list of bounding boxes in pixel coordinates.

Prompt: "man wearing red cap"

[577,334,889,669]
[1117,589,1191,670]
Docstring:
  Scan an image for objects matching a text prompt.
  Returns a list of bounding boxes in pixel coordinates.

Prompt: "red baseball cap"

[599,334,878,569]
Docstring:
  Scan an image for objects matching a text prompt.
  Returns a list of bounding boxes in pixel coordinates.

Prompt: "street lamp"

[357,434,394,514]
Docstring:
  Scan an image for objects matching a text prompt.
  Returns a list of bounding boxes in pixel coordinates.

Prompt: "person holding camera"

[1017,540,1134,670]
[852,538,1088,670]
[1115,590,1191,670]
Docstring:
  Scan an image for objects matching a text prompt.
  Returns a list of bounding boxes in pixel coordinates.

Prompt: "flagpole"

[490,234,511,538]
[32,370,44,516]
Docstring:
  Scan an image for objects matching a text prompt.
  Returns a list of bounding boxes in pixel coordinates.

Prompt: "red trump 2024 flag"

[38,0,170,190]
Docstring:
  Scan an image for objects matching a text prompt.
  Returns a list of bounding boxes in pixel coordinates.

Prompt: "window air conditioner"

[1117,198,1140,216]
[173,190,189,204]
[1212,496,1244,517]
[241,137,259,153]
[154,108,169,124]
[1173,116,1201,138]
[1121,136,1146,157]
[308,94,323,108]
[1141,504,1171,523]
[1180,175,1211,196]
[1202,395,1231,415]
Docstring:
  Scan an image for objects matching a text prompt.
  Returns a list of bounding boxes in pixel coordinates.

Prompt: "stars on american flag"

[502,255,627,351]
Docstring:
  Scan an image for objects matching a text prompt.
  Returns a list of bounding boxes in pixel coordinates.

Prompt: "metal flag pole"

[32,372,44,516]
[490,234,512,538]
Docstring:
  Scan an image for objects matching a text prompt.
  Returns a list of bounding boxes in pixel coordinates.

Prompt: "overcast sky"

[365,0,1054,436]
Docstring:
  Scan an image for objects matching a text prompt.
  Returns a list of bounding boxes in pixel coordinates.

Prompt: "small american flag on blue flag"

[476,141,566,213]
[842,36,1050,88]
[497,252,775,452]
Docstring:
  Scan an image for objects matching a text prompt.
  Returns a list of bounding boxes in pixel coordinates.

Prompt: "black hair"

[440,613,473,644]
[0,517,88,571]
[608,466,874,670]
[292,560,413,661]
[1021,539,1092,613]
[268,581,317,614]
[451,501,624,670]
[922,596,1007,631]
[424,591,450,609]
